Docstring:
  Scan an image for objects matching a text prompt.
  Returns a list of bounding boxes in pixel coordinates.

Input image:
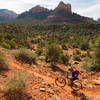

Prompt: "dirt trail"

[8,62,100,99]
[8,62,54,84]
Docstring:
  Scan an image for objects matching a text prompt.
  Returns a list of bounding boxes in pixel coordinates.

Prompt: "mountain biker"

[68,67,80,85]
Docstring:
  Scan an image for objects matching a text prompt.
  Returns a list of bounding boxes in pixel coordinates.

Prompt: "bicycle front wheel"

[55,77,66,87]
[71,80,82,91]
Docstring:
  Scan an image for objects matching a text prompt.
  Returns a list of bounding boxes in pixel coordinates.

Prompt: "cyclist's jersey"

[72,70,79,77]
[74,69,80,77]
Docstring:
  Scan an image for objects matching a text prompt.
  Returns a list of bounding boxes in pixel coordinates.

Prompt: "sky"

[0,0,100,20]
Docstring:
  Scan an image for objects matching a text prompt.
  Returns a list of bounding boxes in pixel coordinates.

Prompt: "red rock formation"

[55,1,72,13]
[30,5,49,14]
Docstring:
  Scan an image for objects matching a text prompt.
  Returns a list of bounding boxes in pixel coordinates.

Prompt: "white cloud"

[74,3,100,20]
[0,0,33,13]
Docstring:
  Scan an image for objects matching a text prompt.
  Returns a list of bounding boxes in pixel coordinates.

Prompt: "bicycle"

[55,72,82,91]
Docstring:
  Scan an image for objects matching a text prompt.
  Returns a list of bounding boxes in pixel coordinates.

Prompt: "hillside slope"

[0,48,100,100]
[0,9,17,22]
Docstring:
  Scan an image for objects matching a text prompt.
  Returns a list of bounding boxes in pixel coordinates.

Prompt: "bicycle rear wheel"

[71,80,82,91]
[55,77,66,87]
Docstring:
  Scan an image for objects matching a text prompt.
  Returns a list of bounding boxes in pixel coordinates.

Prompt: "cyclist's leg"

[71,77,79,85]
[70,77,75,85]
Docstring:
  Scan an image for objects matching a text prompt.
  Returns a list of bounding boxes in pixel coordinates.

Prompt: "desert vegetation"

[0,21,100,100]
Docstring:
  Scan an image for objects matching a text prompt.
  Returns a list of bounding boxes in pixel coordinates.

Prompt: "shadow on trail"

[71,91,88,100]
[51,65,66,74]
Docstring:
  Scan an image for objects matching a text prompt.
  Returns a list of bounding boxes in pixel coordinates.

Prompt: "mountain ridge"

[18,1,93,23]
[97,18,100,22]
[0,9,17,22]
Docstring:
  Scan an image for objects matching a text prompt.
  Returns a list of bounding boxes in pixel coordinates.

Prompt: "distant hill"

[18,1,93,23]
[18,5,53,20]
[0,9,17,22]
[97,18,100,22]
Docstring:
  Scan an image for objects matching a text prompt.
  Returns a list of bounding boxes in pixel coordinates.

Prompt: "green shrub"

[46,43,63,65]
[0,51,8,70]
[60,53,70,65]
[38,42,45,48]
[83,36,100,72]
[72,43,79,48]
[87,50,92,58]
[83,58,96,71]
[38,56,45,61]
[19,39,28,48]
[73,50,81,61]
[80,41,89,50]
[36,47,43,56]
[36,44,43,56]
[1,42,11,49]
[5,71,29,100]
[5,40,16,49]
[18,44,25,48]
[62,44,68,50]
[13,49,37,64]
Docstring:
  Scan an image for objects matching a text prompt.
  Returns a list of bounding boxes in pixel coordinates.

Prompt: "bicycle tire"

[55,77,66,87]
[71,80,82,91]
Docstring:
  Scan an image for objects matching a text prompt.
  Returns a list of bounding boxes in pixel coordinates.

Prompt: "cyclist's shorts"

[71,77,78,82]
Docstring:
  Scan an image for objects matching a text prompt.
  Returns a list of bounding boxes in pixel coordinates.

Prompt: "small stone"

[93,80,100,85]
[40,87,46,92]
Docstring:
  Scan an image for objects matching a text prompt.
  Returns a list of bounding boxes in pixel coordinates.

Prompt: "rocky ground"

[0,48,100,100]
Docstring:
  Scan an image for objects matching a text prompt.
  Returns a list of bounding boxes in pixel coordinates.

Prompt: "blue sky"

[0,0,100,20]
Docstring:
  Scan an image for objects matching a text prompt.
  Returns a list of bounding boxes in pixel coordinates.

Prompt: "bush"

[60,53,70,65]
[62,44,68,50]
[87,50,92,58]
[5,40,16,49]
[38,56,45,61]
[83,36,100,72]
[72,43,79,48]
[19,39,28,48]
[83,58,96,71]
[1,42,11,49]
[73,50,81,61]
[5,71,29,100]
[46,43,63,65]
[0,51,8,70]
[13,49,37,64]
[36,44,43,56]
[80,41,89,50]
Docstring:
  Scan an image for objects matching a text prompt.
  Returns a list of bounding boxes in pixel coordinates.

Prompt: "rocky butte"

[18,1,93,23]
[54,1,72,13]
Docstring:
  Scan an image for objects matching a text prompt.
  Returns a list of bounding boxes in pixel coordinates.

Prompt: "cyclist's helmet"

[68,68,73,71]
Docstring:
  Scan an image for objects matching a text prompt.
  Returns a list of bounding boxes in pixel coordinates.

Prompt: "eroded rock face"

[18,1,93,22]
[55,1,72,13]
[30,5,49,14]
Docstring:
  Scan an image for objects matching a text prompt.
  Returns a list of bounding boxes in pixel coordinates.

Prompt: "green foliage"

[86,50,92,58]
[0,51,8,70]
[73,50,81,61]
[60,53,70,65]
[13,48,37,64]
[1,42,11,49]
[38,56,45,61]
[5,71,29,100]
[80,40,89,50]
[5,40,16,49]
[19,39,29,48]
[36,47,43,56]
[62,44,68,50]
[83,36,100,71]
[83,58,94,71]
[46,43,63,65]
